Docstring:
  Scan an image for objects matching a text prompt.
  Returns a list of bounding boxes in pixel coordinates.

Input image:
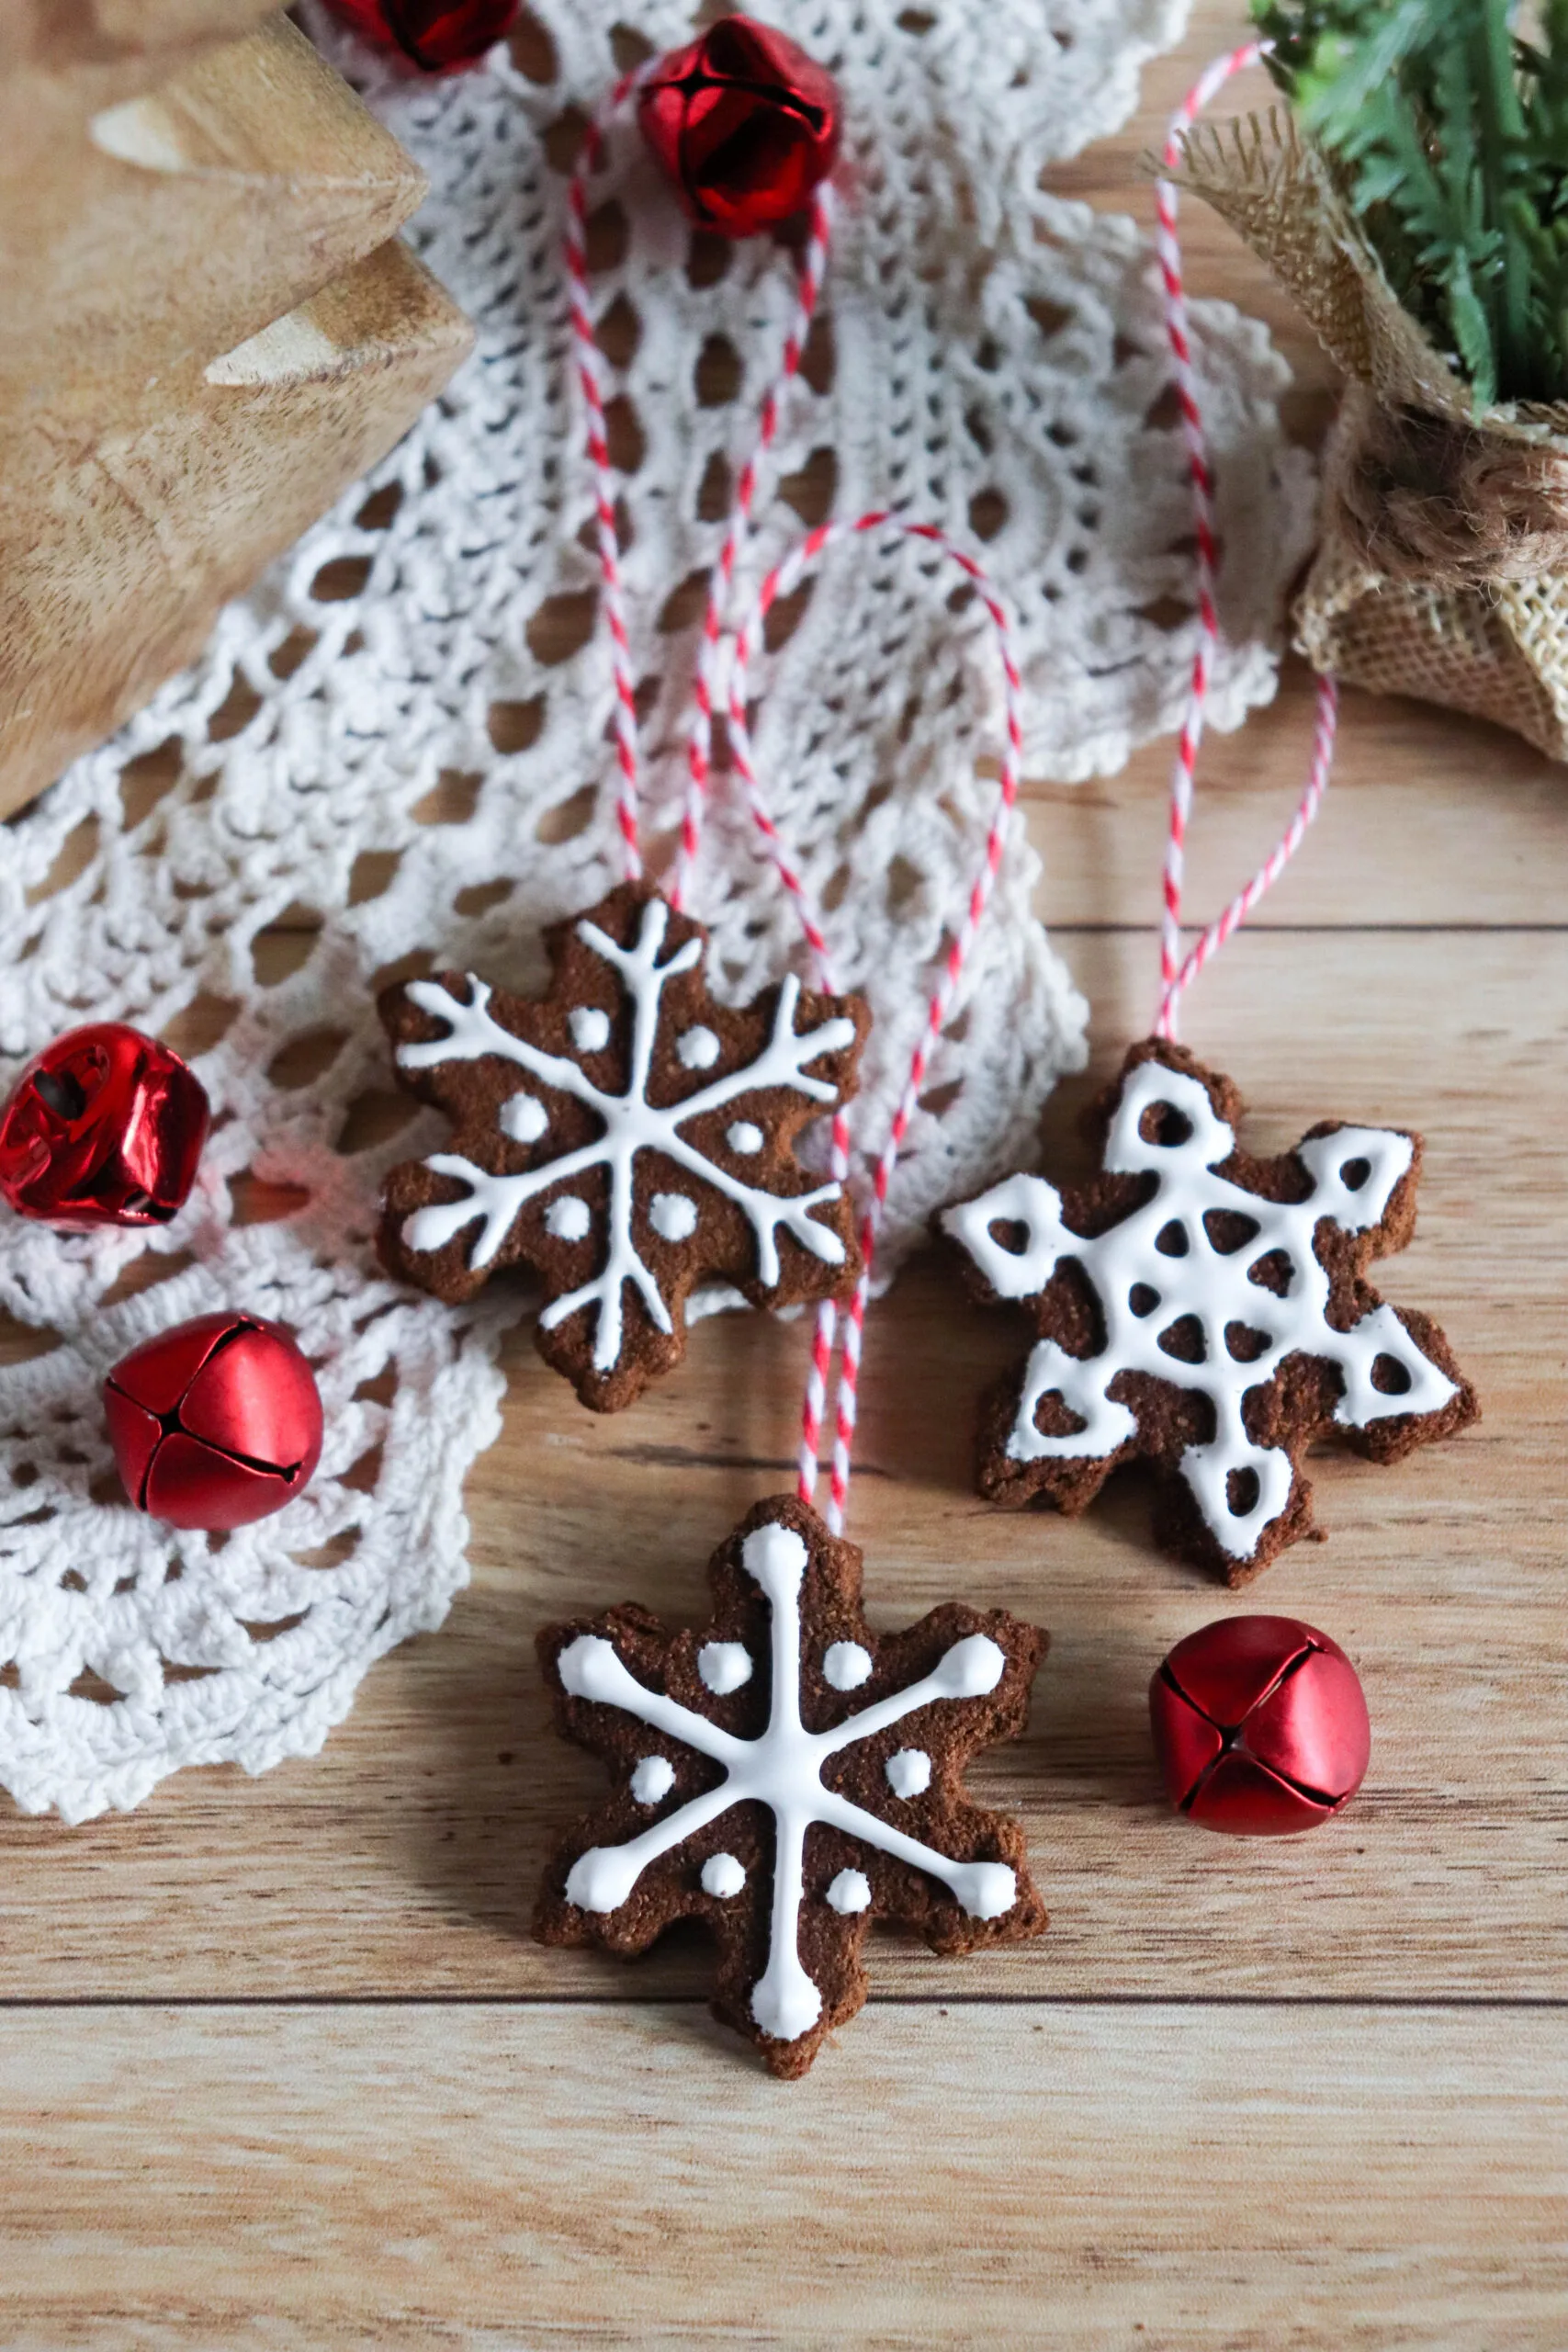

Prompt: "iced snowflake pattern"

[379,886,868,1408]
[536,1498,1045,2076]
[943,1042,1477,1578]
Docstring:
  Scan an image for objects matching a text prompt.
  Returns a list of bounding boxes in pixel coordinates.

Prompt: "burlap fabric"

[1181,108,1568,762]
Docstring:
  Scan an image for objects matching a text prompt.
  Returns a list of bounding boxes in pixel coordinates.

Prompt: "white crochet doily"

[0,0,1315,1821]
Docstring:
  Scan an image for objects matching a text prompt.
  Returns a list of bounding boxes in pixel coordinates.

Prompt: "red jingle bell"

[1149,1615,1371,1837]
[637,17,842,237]
[104,1313,324,1532]
[319,0,516,74]
[0,1023,209,1230]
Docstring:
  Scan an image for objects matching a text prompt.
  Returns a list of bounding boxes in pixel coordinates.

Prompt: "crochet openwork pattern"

[0,0,1314,1819]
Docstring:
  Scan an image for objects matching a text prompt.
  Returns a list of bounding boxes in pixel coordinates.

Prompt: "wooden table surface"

[4,8,1564,2345]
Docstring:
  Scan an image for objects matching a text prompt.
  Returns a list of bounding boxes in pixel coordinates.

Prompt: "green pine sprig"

[1254,0,1568,406]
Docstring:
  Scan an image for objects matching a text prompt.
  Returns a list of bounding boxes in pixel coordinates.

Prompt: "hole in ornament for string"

[1032,1391,1089,1440]
[527,591,598,666]
[1157,1315,1205,1365]
[1371,1354,1414,1396]
[348,849,402,907]
[1341,1157,1372,1193]
[1226,1466,1261,1517]
[489,696,545,754]
[412,770,483,826]
[118,738,184,828]
[338,1090,418,1156]
[1224,1322,1272,1364]
[1139,1101,1193,1149]
[25,816,100,905]
[1248,1249,1295,1298]
[987,1218,1031,1259]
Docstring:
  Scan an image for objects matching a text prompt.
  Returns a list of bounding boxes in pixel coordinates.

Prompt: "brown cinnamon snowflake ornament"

[378,885,870,1411]
[941,1039,1478,1584]
[536,1495,1047,2078]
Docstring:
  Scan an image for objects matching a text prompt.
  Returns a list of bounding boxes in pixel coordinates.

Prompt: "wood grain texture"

[0,12,472,820]
[0,2005,1561,2349]
[1,3,1563,2341]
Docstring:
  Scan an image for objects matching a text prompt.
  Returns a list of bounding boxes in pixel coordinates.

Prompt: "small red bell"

[1149,1615,1371,1837]
[318,0,516,74]
[105,1313,324,1531]
[0,1023,209,1230]
[637,17,842,237]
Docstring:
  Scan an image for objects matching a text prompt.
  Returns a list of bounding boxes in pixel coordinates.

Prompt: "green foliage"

[1254,0,1568,405]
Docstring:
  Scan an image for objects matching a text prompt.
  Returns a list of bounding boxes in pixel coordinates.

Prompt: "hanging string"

[564,74,836,888]
[1151,40,1341,1042]
[722,516,1025,1537]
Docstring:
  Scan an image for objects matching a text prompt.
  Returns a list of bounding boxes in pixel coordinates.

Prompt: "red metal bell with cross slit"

[320,0,516,74]
[1150,1615,1371,1836]
[0,1023,209,1230]
[105,1313,323,1531]
[637,17,842,237]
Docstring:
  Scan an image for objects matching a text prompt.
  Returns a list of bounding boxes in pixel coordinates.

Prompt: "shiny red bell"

[0,1023,209,1230]
[318,0,516,73]
[1149,1616,1371,1837]
[637,17,842,237]
[104,1313,323,1531]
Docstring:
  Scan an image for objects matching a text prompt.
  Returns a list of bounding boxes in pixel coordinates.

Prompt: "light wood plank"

[0,932,1559,2000]
[0,2003,1559,2348]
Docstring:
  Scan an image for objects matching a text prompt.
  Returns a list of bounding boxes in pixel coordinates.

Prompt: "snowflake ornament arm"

[379,886,871,1411]
[941,1039,1478,1583]
[536,1497,1046,2078]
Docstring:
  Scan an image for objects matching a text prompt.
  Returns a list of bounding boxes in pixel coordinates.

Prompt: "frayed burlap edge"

[1179,108,1568,763]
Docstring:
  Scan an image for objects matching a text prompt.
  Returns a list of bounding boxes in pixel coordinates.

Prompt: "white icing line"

[942,1059,1461,1560]
[397,902,856,1372]
[556,1517,1021,2047]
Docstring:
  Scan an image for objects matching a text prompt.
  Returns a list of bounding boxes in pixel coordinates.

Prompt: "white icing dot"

[545,1195,592,1243]
[500,1091,548,1145]
[569,1006,611,1054]
[826,1868,872,1915]
[885,1747,932,1799]
[701,1852,746,1899]
[823,1640,873,1691]
[649,1192,698,1243]
[726,1120,765,1155]
[698,1641,752,1695]
[677,1024,721,1070]
[630,1756,675,1806]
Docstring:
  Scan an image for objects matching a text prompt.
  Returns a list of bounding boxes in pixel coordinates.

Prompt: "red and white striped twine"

[564,77,835,888]
[722,514,1025,1536]
[1152,40,1341,1041]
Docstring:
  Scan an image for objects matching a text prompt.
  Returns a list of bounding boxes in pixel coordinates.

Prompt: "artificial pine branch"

[1254,0,1568,405]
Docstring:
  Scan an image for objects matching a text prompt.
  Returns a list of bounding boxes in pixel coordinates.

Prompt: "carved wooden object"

[0,3,473,820]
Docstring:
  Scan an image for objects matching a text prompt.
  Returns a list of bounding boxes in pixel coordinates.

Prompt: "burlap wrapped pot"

[1180,107,1568,763]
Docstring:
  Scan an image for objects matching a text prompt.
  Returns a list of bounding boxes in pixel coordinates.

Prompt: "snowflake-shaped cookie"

[942,1039,1478,1582]
[379,885,870,1410]
[536,1496,1046,2077]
